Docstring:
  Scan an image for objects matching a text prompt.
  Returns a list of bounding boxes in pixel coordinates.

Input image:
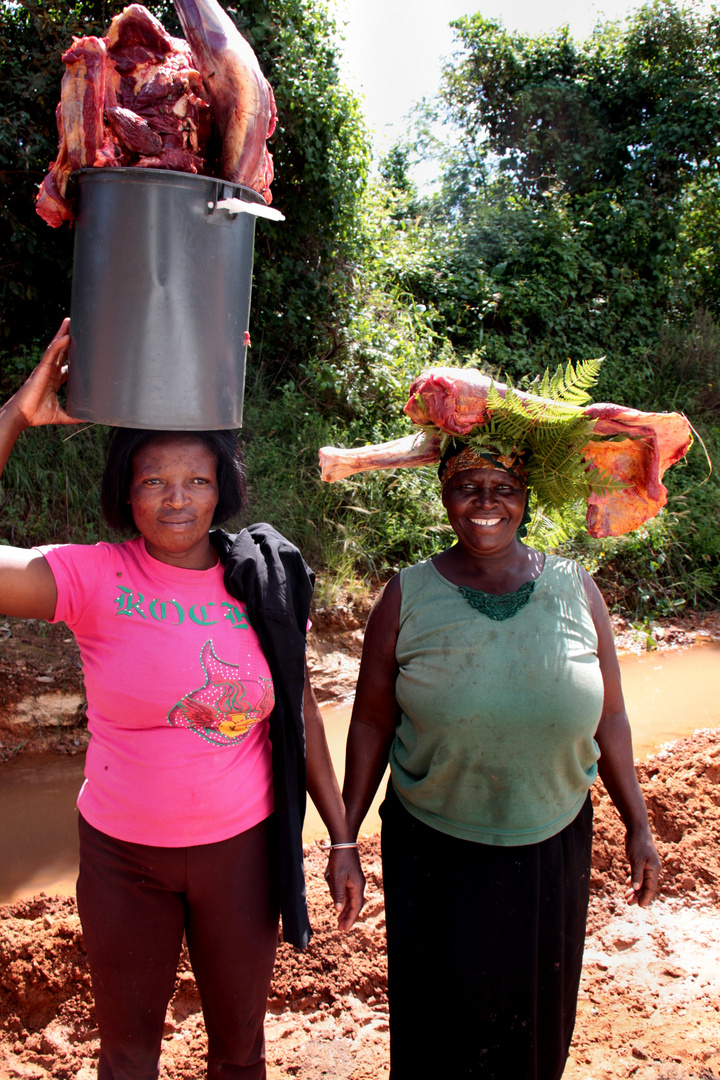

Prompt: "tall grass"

[0,423,110,547]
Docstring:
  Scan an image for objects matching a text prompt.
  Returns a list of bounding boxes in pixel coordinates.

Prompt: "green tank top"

[390,554,604,846]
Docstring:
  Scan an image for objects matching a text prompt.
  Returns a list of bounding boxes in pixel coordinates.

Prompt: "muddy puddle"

[1,644,718,904]
[619,641,720,757]
[0,753,85,903]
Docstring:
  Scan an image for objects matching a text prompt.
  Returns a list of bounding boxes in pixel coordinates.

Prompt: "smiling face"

[128,436,220,569]
[441,467,528,558]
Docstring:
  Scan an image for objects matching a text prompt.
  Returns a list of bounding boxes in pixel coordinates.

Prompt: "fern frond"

[528,358,603,407]
[526,498,589,548]
[548,363,569,400]
[538,369,551,399]
[554,357,603,405]
[433,356,623,518]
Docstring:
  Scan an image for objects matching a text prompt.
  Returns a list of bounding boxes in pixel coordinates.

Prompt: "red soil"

[2,729,720,1079]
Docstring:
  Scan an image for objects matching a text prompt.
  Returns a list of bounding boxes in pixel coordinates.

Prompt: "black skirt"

[380,783,593,1080]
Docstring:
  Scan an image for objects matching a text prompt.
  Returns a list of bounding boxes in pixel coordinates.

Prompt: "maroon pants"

[77,814,279,1080]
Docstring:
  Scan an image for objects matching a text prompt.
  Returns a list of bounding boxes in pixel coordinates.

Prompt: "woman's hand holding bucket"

[6,318,81,430]
[0,319,82,478]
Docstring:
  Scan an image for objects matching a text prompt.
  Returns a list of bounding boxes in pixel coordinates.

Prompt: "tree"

[442,3,720,203]
[383,5,720,392]
[0,0,369,377]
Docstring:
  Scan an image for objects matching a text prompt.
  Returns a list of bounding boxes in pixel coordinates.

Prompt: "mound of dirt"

[1,729,720,1079]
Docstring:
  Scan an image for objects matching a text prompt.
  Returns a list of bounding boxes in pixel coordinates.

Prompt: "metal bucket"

[67,168,263,430]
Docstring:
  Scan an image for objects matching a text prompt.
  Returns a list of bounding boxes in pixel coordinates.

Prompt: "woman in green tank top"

[342,441,661,1080]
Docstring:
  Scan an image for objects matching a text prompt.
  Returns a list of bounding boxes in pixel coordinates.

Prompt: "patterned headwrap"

[438,443,530,488]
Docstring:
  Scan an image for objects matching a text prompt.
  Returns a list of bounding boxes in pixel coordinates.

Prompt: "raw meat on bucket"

[319,367,694,539]
[35,36,110,227]
[173,0,277,200]
[36,6,208,227]
[104,5,209,174]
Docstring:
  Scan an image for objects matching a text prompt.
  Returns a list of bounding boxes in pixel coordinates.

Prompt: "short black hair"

[101,429,246,534]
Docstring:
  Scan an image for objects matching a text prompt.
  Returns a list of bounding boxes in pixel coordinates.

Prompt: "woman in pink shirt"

[0,320,364,1080]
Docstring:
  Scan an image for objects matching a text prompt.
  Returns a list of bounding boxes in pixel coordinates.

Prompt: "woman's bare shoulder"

[368,573,401,627]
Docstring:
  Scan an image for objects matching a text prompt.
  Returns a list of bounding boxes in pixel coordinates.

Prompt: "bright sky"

[335,0,655,157]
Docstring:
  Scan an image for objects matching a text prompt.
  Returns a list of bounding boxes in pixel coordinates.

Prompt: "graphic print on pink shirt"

[167,639,275,747]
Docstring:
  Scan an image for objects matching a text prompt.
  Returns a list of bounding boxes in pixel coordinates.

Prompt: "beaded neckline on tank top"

[458,579,535,621]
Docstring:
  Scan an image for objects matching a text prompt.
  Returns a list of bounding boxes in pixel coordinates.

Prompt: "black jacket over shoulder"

[211,523,314,949]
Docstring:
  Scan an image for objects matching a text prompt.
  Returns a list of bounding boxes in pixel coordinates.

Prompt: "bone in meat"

[173,0,277,202]
[319,431,443,483]
[405,370,693,536]
[404,366,581,433]
[321,366,693,538]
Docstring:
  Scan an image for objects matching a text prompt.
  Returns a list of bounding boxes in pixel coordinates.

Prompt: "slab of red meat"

[583,403,693,537]
[319,367,694,538]
[106,105,162,155]
[36,37,108,227]
[105,6,209,174]
[104,2,175,67]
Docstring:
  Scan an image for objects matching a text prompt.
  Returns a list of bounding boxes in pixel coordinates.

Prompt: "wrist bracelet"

[326,842,359,851]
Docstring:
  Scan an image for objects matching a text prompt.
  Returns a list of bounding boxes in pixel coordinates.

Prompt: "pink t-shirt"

[38,537,274,847]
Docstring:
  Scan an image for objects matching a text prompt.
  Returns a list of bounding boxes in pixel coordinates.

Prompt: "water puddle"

[0,753,84,904]
[1,644,718,903]
[302,702,387,844]
[619,642,720,759]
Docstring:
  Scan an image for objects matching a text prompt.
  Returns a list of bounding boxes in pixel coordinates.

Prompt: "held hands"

[7,319,81,429]
[324,846,366,931]
[624,826,662,907]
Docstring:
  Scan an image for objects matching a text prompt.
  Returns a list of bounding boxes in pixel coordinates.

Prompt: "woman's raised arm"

[0,319,79,620]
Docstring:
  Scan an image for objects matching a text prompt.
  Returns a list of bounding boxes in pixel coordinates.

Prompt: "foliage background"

[1,0,719,616]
